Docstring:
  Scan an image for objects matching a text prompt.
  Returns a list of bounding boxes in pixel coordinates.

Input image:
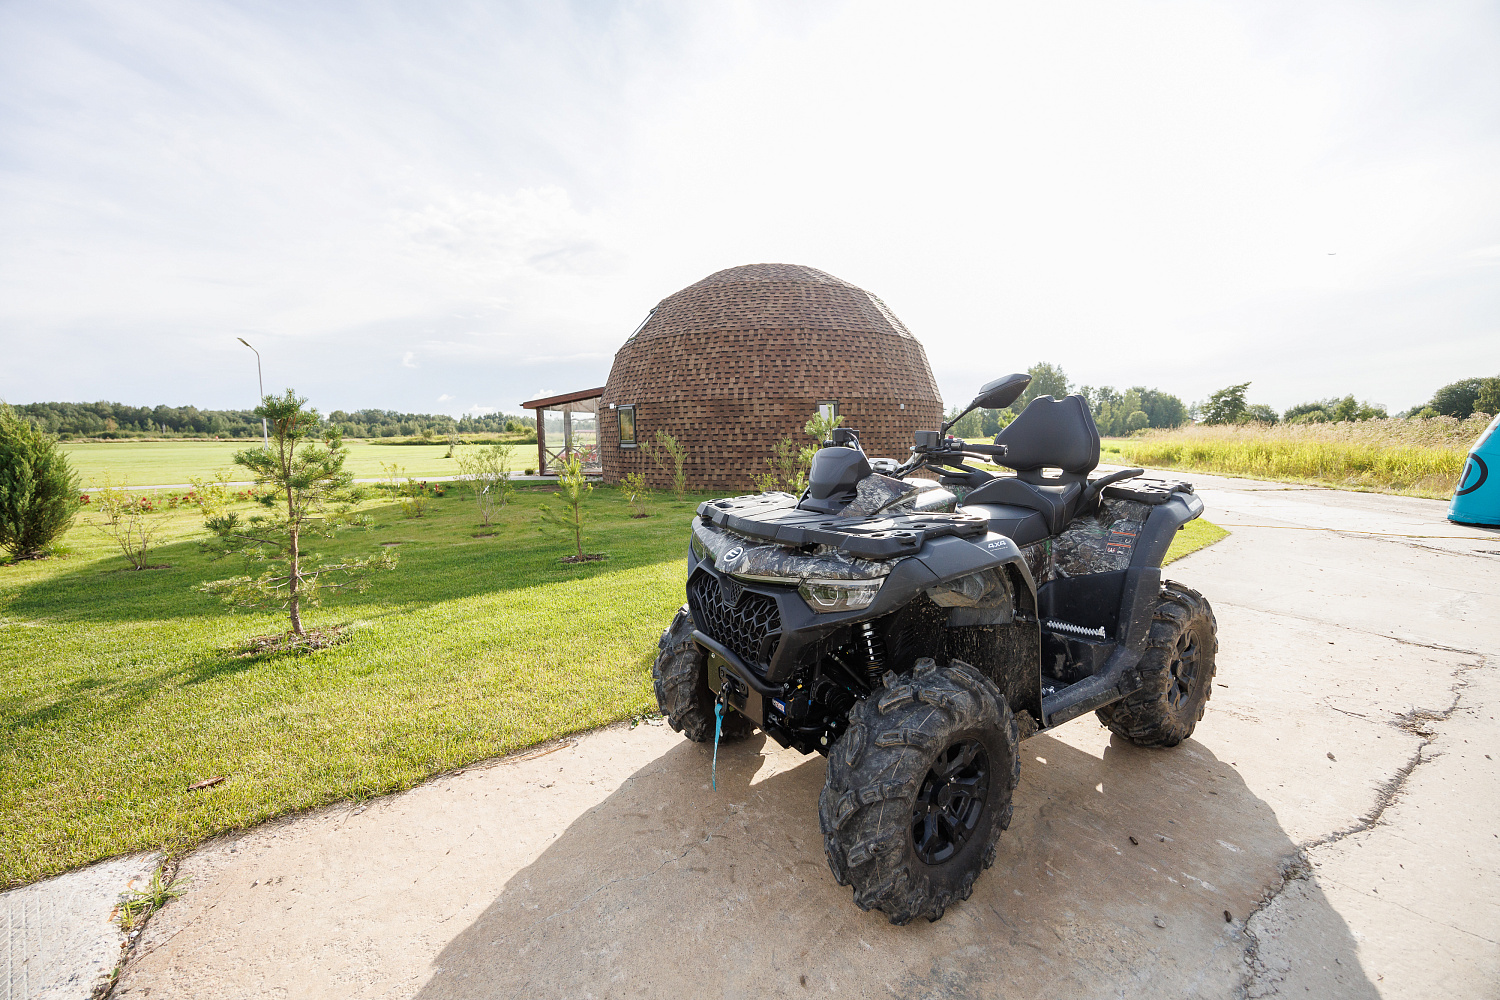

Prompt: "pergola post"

[533,407,545,474]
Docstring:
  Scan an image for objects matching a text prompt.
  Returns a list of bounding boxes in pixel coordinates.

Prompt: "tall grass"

[1104,414,1493,498]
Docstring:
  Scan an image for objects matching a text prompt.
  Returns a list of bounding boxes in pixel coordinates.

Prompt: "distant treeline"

[948,363,1190,439]
[950,363,1500,438]
[13,401,536,439]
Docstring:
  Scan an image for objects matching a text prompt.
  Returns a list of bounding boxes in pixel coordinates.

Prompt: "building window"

[818,400,839,422]
[617,404,637,447]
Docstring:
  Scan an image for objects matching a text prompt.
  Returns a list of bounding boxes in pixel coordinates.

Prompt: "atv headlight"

[799,578,883,613]
[690,532,711,564]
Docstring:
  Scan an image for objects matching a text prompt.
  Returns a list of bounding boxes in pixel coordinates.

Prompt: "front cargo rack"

[697,493,988,559]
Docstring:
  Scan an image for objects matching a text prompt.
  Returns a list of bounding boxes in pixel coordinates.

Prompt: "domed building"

[596,263,944,491]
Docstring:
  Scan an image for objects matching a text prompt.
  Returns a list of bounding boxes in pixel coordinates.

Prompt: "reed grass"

[1103,414,1492,498]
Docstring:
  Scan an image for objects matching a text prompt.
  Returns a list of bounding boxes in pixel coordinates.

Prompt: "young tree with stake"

[197,390,395,637]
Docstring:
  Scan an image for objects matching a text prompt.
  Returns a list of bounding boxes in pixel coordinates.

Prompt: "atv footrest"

[1041,646,1144,727]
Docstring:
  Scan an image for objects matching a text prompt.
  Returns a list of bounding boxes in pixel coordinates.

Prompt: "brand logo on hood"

[724,546,744,562]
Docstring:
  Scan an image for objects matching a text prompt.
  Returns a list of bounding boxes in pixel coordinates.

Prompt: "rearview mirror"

[969,373,1031,412]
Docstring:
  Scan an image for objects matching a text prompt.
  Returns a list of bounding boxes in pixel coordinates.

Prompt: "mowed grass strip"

[62,439,535,487]
[1161,517,1229,565]
[1,485,696,886]
[1101,415,1489,498]
[1,479,1227,887]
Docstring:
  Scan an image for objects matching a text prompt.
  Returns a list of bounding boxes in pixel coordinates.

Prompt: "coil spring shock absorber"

[855,621,886,684]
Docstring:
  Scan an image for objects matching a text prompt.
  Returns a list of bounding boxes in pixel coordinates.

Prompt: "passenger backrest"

[995,394,1101,479]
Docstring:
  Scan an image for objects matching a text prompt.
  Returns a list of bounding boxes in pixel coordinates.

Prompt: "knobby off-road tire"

[819,659,1020,925]
[652,605,757,743]
[1095,581,1218,747]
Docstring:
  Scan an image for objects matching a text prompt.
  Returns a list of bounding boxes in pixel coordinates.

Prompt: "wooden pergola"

[520,387,605,476]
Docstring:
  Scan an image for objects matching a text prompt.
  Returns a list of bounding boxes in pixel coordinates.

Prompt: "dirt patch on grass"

[238,626,353,656]
[560,553,608,564]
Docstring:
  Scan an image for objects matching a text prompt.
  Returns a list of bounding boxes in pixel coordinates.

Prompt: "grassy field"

[1101,414,1491,498]
[62,439,538,487]
[1,482,1224,886]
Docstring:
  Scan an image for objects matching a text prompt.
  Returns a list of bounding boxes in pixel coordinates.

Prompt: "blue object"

[1449,412,1500,526]
[711,699,724,791]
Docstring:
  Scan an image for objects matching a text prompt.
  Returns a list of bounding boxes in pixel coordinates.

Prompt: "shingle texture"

[601,263,944,490]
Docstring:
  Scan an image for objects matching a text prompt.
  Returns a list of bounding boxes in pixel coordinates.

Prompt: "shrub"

[621,471,650,517]
[0,405,80,559]
[1125,410,1150,433]
[457,444,514,529]
[379,461,429,517]
[759,437,814,494]
[647,430,690,501]
[92,480,169,569]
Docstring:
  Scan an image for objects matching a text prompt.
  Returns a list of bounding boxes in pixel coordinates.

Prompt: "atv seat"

[965,394,1101,536]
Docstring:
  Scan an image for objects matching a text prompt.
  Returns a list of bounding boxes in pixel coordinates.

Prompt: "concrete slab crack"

[1217,600,1483,658]
[1234,656,1485,998]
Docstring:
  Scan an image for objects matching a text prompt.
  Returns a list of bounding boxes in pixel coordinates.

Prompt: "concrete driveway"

[79,476,1500,996]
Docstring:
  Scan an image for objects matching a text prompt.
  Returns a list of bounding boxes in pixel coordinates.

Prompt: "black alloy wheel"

[1166,630,1200,711]
[912,739,991,865]
[1094,581,1219,748]
[821,659,1020,924]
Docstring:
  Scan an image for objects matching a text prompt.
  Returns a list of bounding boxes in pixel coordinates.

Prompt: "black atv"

[652,373,1218,924]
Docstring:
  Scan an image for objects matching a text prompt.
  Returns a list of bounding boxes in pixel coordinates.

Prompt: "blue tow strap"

[711,700,724,792]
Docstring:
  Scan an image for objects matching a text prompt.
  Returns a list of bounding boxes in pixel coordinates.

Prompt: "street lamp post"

[236,337,269,449]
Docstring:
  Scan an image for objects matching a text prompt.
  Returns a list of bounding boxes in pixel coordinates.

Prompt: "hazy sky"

[3,0,1497,418]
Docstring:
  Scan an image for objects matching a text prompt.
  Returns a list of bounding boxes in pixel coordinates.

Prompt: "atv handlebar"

[896,438,1007,477]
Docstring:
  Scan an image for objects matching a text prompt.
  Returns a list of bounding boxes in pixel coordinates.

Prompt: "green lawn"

[1,485,693,886]
[62,440,537,487]
[1,483,1225,887]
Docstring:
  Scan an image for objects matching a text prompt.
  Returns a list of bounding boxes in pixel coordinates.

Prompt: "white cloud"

[0,1,1496,415]
[437,393,453,402]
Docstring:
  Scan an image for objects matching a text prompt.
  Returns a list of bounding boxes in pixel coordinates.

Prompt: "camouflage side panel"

[839,474,920,518]
[692,518,899,582]
[903,486,958,513]
[1018,498,1152,586]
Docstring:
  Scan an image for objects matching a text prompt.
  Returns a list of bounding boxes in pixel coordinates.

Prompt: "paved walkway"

[8,474,1498,998]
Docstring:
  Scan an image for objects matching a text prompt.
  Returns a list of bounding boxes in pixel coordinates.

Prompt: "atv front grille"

[688,572,782,667]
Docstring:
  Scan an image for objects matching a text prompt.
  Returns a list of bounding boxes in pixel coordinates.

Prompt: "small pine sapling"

[538,454,600,562]
[621,471,650,517]
[647,430,690,501]
[197,390,395,638]
[805,409,845,446]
